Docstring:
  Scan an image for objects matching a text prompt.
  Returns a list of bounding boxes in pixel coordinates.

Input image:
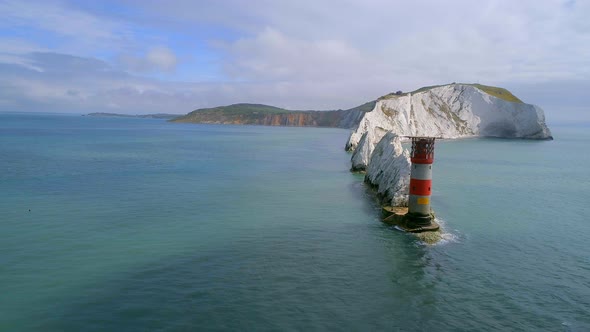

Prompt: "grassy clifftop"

[183,104,290,117]
[170,103,291,125]
[170,101,375,128]
[170,82,524,129]
[469,84,523,103]
[379,83,523,103]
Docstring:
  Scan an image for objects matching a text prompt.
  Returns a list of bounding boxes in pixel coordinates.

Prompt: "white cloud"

[223,27,366,80]
[214,0,590,86]
[0,37,48,71]
[0,0,589,123]
[119,46,178,73]
[146,47,177,71]
[0,0,131,53]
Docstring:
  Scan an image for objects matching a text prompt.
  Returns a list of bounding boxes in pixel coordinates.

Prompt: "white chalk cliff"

[348,83,552,171]
[364,132,411,207]
[350,83,553,206]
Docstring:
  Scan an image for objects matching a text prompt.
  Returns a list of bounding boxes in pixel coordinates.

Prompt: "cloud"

[146,47,177,71]
[0,0,132,53]
[0,0,589,123]
[0,51,377,113]
[119,46,178,73]
[215,0,590,84]
[222,27,366,80]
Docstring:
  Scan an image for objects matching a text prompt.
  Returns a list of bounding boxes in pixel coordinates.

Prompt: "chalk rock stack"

[349,83,553,206]
[364,132,411,207]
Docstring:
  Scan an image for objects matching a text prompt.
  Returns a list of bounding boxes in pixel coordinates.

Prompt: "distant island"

[168,102,376,129]
[86,112,181,119]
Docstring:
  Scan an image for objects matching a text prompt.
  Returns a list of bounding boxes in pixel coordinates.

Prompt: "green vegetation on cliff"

[379,83,523,103]
[184,104,290,116]
[169,82,523,129]
[170,102,375,129]
[349,100,377,113]
[170,103,290,124]
[469,84,523,103]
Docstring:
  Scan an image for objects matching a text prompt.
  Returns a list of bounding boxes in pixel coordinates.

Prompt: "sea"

[1,112,589,331]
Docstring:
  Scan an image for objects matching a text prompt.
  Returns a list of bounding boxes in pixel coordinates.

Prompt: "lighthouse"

[407,137,436,228]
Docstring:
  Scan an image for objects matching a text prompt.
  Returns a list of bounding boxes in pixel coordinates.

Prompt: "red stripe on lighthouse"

[410,157,434,164]
[409,179,432,196]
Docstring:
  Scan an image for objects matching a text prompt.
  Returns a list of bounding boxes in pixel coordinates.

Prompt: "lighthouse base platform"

[381,206,439,233]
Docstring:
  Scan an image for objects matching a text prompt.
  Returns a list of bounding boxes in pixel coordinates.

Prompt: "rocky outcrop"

[347,84,552,148]
[337,108,369,129]
[350,127,389,171]
[348,83,554,213]
[364,132,411,207]
[254,109,365,128]
[346,83,553,170]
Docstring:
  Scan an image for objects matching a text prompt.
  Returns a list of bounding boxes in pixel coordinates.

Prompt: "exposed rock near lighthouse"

[364,132,411,207]
[346,83,553,171]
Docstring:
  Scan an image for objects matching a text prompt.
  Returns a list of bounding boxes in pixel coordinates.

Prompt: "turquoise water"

[1,113,588,331]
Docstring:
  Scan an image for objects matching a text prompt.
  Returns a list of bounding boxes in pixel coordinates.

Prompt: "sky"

[0,0,588,124]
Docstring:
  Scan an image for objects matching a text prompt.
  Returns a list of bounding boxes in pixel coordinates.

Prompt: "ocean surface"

[1,112,588,331]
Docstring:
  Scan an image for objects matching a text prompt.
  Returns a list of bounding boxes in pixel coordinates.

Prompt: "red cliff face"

[171,108,366,129]
[258,112,338,127]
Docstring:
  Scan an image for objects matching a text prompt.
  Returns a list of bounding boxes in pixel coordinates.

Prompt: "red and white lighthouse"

[407,137,436,227]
